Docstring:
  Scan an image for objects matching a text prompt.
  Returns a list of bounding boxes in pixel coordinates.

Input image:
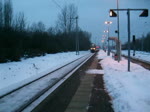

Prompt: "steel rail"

[0,54,90,99]
[0,53,94,112]
[122,54,150,70]
[111,51,150,69]
[22,53,94,112]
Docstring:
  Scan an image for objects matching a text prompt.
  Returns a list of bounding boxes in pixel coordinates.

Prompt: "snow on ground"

[122,50,150,62]
[86,69,104,74]
[0,54,93,112]
[97,50,150,112]
[0,51,90,91]
[0,49,150,112]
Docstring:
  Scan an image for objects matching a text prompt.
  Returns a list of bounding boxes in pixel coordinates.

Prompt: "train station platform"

[65,56,97,112]
[65,54,114,112]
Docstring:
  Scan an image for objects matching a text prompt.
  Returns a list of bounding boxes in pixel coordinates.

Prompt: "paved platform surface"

[65,56,98,112]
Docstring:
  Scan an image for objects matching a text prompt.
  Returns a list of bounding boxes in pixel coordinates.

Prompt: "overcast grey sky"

[12,0,150,44]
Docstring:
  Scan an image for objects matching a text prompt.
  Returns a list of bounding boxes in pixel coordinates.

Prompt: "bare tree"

[0,0,3,28]
[13,12,26,32]
[4,0,13,29]
[57,5,68,33]
[30,21,45,32]
[68,4,77,32]
[47,27,56,35]
[37,21,45,32]
[56,4,77,33]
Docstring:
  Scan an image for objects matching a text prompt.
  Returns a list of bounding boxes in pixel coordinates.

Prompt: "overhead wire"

[51,0,80,11]
[76,0,80,8]
[51,0,62,10]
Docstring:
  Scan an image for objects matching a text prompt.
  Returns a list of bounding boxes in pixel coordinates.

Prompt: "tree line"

[0,0,91,63]
[123,33,150,52]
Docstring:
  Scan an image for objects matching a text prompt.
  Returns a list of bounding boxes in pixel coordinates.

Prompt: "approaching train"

[90,44,100,53]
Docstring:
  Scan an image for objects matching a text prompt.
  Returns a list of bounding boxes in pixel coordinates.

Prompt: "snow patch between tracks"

[86,69,104,74]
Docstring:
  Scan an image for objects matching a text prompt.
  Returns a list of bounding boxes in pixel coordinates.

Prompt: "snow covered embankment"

[97,50,150,112]
[0,51,90,94]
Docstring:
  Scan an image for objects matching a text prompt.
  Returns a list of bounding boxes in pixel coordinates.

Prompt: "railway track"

[111,51,150,70]
[122,54,150,70]
[0,53,94,112]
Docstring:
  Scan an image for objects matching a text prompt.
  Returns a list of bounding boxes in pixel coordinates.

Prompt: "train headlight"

[90,48,96,50]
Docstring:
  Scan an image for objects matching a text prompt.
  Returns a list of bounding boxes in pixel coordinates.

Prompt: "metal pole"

[107,25,110,56]
[105,21,112,56]
[76,17,77,55]
[70,17,79,55]
[117,0,120,41]
[142,35,144,51]
[69,17,72,33]
[77,17,79,55]
[117,0,121,62]
[75,16,79,55]
[127,9,131,72]
[112,40,113,50]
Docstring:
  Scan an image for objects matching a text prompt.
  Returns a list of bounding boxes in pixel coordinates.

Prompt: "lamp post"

[70,16,79,55]
[117,0,121,61]
[109,8,148,71]
[102,35,106,50]
[103,30,108,52]
[105,21,112,56]
[116,0,119,40]
[101,39,104,50]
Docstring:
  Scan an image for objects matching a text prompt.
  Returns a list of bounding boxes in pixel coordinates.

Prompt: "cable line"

[51,0,62,10]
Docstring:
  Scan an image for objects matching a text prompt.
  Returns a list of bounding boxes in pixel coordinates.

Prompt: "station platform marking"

[65,56,98,112]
